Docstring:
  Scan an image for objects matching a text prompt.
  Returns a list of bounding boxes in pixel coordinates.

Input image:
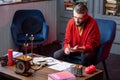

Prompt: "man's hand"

[64,44,85,54]
[64,47,71,55]
[64,45,78,54]
[70,45,78,52]
[64,44,71,55]
[71,45,85,52]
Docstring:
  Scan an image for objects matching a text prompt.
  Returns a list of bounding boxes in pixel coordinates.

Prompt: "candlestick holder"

[23,33,29,54]
[29,34,34,54]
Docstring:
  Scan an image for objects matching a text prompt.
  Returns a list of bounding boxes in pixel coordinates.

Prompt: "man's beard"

[75,21,85,27]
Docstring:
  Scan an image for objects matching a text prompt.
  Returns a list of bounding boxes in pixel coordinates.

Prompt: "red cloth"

[64,16,100,56]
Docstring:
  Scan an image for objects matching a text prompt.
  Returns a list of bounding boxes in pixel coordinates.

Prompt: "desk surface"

[0,65,103,80]
[0,55,103,80]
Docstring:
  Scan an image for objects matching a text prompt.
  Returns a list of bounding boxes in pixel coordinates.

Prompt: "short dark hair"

[73,4,88,14]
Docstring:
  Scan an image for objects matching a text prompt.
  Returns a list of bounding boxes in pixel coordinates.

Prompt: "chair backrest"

[61,19,116,66]
[95,19,116,64]
[13,9,45,22]
[11,9,49,46]
[12,10,45,33]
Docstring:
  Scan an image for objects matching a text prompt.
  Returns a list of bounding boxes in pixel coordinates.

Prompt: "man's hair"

[73,4,88,14]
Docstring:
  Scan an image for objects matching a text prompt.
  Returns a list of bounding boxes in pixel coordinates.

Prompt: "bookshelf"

[104,0,120,16]
[64,0,87,11]
[94,0,120,24]
[94,0,120,54]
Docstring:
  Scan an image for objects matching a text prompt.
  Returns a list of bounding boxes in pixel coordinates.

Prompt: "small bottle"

[76,65,83,77]
[70,64,76,75]
[8,49,13,66]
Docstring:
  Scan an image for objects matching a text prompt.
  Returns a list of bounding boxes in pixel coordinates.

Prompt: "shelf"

[104,0,120,16]
[64,0,87,11]
[0,0,49,6]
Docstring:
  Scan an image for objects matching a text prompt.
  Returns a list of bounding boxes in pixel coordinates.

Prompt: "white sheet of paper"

[32,57,61,65]
[7,51,23,58]
[48,62,73,71]
[44,57,61,65]
[14,51,23,58]
[32,57,45,64]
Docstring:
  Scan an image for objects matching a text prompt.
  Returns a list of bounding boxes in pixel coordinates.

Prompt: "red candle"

[8,49,13,66]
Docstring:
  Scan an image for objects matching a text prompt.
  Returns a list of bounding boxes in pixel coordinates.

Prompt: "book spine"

[65,6,73,11]
[107,0,117,4]
[105,3,117,8]
[64,2,74,7]
[106,9,117,15]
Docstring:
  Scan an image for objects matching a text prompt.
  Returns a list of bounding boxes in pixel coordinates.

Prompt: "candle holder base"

[15,71,32,77]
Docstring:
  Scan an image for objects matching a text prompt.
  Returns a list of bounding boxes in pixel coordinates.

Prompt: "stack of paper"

[48,62,73,71]
[44,57,61,65]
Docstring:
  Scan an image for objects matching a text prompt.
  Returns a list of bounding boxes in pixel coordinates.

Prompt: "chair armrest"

[95,40,113,63]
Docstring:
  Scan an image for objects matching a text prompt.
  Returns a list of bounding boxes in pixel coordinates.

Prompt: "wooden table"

[0,64,103,80]
[0,54,103,80]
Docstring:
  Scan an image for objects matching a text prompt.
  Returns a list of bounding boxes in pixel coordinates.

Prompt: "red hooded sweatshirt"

[64,16,100,56]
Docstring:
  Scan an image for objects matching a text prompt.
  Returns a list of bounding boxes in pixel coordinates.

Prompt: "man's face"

[73,11,84,26]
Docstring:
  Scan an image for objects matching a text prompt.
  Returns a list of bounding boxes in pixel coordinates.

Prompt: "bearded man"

[54,4,100,66]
